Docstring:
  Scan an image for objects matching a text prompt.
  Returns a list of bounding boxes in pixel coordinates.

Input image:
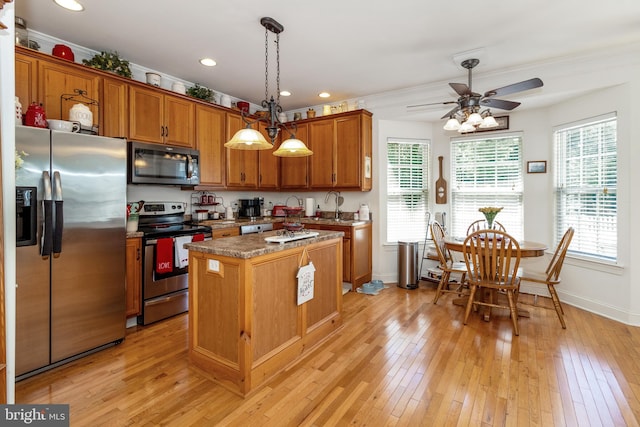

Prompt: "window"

[450,134,523,239]
[554,113,617,262]
[386,138,430,243]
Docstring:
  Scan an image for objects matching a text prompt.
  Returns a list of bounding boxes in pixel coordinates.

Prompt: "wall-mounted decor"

[527,160,547,174]
[474,115,509,132]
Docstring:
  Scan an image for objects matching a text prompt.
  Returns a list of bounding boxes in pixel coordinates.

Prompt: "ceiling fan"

[409,58,543,132]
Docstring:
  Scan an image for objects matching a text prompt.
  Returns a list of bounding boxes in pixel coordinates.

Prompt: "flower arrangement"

[82,51,132,78]
[15,150,28,170]
[479,206,503,229]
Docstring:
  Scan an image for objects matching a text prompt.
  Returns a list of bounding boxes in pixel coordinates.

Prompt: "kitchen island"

[184,229,344,396]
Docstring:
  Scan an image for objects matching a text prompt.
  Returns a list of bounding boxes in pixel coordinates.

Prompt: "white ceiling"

[15,0,640,120]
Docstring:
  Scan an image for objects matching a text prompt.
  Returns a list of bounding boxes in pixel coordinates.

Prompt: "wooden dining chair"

[462,229,522,335]
[466,219,506,235]
[519,227,574,328]
[431,222,468,304]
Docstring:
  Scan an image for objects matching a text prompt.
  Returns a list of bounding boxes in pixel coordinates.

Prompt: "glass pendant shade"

[443,117,461,131]
[479,115,499,128]
[224,128,273,150]
[273,138,313,157]
[466,112,483,126]
[458,121,476,133]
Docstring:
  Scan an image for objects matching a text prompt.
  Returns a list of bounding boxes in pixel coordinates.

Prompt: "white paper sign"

[297,261,316,305]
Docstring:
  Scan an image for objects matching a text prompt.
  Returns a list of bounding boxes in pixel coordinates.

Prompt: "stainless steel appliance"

[137,202,212,325]
[240,222,273,235]
[238,197,264,219]
[128,140,200,186]
[15,126,127,380]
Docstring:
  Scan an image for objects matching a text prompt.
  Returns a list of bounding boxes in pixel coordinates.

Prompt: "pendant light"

[225,17,312,157]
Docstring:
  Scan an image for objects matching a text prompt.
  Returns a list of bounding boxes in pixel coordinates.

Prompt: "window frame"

[385,137,430,244]
[449,132,524,240]
[553,112,618,263]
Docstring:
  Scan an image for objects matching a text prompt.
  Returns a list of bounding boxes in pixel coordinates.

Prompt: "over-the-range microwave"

[128,141,200,186]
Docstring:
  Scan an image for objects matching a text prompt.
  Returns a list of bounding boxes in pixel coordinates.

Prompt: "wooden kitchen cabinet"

[15,51,38,108]
[125,237,142,318]
[38,58,100,123]
[100,77,128,138]
[225,112,258,188]
[196,104,226,187]
[211,227,240,239]
[258,121,279,189]
[308,221,372,289]
[308,110,372,191]
[129,84,195,147]
[280,123,310,189]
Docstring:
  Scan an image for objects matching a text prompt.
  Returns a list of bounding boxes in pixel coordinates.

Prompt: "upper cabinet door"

[258,121,279,189]
[196,105,226,187]
[335,115,361,189]
[15,52,38,107]
[129,85,164,143]
[279,123,310,189]
[39,60,100,122]
[164,94,195,147]
[100,77,128,138]
[309,120,336,188]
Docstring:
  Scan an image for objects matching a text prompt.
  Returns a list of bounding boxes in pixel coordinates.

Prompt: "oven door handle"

[145,236,212,245]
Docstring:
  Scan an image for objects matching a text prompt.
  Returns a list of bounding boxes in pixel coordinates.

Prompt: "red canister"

[24,103,48,128]
[52,44,75,61]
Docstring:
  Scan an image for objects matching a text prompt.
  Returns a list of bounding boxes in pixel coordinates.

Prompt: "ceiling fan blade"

[440,105,461,119]
[450,82,471,96]
[483,78,543,98]
[407,101,456,109]
[480,98,521,110]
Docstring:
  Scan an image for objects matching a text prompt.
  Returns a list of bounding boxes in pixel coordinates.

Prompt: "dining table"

[443,235,548,320]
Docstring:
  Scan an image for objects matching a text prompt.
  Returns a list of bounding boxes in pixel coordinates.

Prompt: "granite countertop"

[184,229,344,259]
[198,217,368,230]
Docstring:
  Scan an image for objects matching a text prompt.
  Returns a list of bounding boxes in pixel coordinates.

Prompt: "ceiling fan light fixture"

[466,112,483,126]
[273,138,314,157]
[479,115,499,129]
[443,117,461,131]
[224,128,273,150]
[458,121,476,133]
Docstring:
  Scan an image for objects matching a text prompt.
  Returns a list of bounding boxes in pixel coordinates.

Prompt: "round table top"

[443,236,548,257]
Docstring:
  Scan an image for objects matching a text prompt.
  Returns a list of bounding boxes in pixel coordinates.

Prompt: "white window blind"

[450,135,523,239]
[554,114,617,261]
[386,138,430,243]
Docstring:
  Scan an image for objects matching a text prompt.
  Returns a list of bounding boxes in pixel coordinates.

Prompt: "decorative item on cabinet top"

[61,89,99,134]
[82,51,132,78]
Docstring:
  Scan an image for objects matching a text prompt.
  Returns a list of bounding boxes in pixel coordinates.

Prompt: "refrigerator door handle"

[53,171,64,257]
[41,171,53,258]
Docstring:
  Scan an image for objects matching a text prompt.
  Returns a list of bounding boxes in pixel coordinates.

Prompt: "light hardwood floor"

[16,283,640,426]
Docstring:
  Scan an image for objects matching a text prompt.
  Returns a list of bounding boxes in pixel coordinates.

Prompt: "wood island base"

[187,234,343,397]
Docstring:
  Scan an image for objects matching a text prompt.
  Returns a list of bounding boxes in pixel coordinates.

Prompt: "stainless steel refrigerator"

[15,126,127,379]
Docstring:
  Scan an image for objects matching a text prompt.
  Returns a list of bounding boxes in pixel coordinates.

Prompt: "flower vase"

[483,213,497,230]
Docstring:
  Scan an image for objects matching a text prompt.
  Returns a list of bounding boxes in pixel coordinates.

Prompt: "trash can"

[398,240,419,289]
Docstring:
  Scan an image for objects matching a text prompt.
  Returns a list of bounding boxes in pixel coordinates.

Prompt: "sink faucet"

[325,191,341,220]
[285,195,303,207]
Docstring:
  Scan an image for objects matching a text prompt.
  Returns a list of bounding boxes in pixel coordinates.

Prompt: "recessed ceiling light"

[199,58,217,67]
[280,90,291,97]
[319,92,330,98]
[53,0,84,11]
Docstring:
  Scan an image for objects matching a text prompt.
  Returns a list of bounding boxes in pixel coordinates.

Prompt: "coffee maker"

[238,197,264,219]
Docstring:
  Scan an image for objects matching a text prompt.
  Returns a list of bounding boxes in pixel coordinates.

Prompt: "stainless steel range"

[137,202,212,325]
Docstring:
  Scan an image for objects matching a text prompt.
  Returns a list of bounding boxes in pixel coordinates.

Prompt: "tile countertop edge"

[184,229,345,259]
